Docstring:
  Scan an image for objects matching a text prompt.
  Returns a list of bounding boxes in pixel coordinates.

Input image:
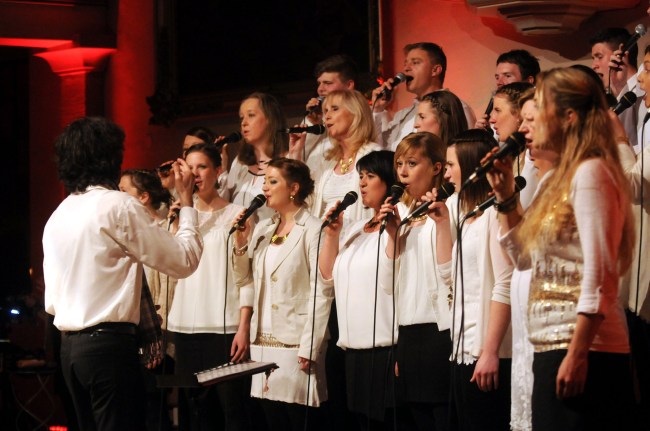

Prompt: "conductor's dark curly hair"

[54,117,125,193]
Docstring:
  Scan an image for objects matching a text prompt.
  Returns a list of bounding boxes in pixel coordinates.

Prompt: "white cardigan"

[439,206,514,362]
[379,199,457,331]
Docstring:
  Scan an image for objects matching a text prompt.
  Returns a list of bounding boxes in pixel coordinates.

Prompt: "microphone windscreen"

[388,183,405,204]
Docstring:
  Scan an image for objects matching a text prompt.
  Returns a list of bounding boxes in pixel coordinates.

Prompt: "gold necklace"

[270,233,288,244]
[339,156,354,174]
[408,214,428,224]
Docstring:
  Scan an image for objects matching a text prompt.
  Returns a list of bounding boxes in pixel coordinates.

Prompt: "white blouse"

[167,203,245,334]
[331,219,398,349]
[221,156,275,224]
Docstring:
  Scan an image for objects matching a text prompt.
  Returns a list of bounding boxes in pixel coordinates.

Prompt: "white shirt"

[379,201,454,330]
[167,204,244,334]
[222,157,275,224]
[43,187,203,331]
[373,95,476,150]
[332,220,398,349]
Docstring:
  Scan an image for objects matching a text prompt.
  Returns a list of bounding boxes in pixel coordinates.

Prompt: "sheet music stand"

[156,361,278,388]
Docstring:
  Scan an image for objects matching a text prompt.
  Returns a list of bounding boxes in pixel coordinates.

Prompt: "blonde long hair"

[517,67,634,272]
[322,89,376,160]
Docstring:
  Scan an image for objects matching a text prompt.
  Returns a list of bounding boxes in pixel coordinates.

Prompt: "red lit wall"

[379,0,648,120]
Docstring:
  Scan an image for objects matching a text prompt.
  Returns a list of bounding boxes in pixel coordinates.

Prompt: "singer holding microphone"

[318,150,398,429]
[487,67,635,431]
[303,89,381,224]
[378,131,453,430]
[232,158,333,431]
[167,143,253,431]
[222,92,288,224]
[431,129,514,431]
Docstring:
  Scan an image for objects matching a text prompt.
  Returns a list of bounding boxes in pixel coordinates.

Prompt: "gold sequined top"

[527,196,583,352]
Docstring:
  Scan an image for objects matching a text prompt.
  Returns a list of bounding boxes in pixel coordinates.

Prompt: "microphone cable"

[388,216,401,431]
[634,115,648,314]
[304,229,325,431]
[367,219,385,430]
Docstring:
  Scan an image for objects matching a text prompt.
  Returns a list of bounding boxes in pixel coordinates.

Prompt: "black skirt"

[345,345,396,421]
[396,323,452,404]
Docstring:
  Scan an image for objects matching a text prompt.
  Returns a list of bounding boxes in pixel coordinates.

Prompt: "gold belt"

[253,332,299,349]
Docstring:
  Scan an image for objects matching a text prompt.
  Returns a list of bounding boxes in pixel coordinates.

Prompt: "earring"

[290,195,295,201]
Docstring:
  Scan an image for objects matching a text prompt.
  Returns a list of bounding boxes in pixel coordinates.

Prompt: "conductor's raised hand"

[173,158,195,207]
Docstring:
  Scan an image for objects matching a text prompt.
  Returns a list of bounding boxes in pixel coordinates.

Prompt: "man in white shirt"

[591,27,643,146]
[371,42,476,150]
[43,117,203,431]
[302,54,357,172]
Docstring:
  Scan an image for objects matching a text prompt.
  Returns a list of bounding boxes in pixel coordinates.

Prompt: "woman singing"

[487,67,635,430]
[379,131,452,430]
[296,89,380,226]
[432,129,514,430]
[167,143,252,431]
[319,150,398,430]
[223,92,288,223]
[232,158,333,431]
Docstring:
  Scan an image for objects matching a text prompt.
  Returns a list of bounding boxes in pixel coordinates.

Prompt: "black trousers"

[450,359,511,431]
[532,350,635,431]
[60,329,145,431]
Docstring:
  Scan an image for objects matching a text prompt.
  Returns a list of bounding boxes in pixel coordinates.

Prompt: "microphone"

[465,176,527,219]
[322,191,358,228]
[611,91,638,115]
[379,183,405,234]
[622,24,647,56]
[484,97,494,117]
[169,207,181,224]
[281,124,326,135]
[377,73,414,100]
[464,132,526,187]
[215,132,242,145]
[399,182,455,226]
[305,96,325,115]
[228,194,267,235]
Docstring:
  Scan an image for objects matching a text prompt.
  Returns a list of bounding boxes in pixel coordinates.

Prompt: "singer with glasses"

[222,92,289,225]
[318,150,399,430]
[232,158,333,431]
[487,67,636,431]
[167,143,253,431]
[413,90,468,144]
[430,129,514,431]
[378,131,453,430]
